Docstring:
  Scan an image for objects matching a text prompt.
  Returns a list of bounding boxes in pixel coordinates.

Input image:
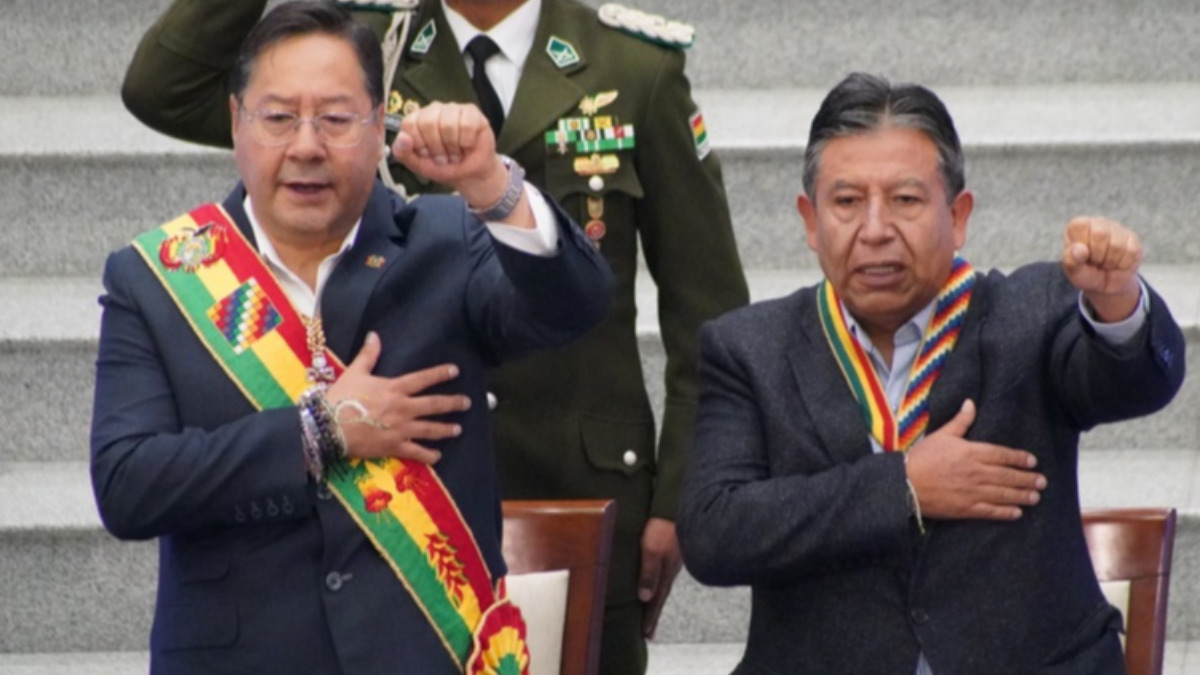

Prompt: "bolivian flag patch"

[690,110,711,161]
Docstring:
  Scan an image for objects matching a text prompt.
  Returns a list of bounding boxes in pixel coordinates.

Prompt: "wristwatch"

[468,155,526,221]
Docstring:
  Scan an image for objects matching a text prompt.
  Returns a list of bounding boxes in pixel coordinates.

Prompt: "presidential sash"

[133,203,529,673]
[817,257,976,452]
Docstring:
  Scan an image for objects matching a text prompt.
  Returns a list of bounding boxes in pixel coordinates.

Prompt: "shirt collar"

[841,300,938,353]
[442,0,541,71]
[243,194,360,291]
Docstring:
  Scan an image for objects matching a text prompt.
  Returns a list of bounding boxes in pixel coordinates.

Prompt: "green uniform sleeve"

[121,0,269,148]
[635,48,749,521]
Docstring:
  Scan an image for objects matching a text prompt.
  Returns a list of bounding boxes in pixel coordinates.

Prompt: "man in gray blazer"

[677,72,1185,675]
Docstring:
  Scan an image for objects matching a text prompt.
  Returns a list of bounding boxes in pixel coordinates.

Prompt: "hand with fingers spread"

[1061,216,1144,323]
[325,332,472,464]
[905,399,1047,521]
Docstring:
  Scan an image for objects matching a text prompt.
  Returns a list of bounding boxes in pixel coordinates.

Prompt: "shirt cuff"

[1078,279,1150,346]
[483,183,560,257]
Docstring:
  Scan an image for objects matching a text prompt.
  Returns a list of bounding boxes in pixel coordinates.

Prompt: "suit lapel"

[319,184,407,362]
[498,0,588,153]
[787,288,874,465]
[399,3,477,105]
[221,184,256,247]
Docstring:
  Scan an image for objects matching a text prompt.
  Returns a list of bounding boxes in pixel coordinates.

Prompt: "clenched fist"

[391,102,532,228]
[1061,216,1143,323]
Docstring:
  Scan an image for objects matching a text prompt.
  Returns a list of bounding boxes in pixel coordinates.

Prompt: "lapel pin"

[546,36,580,69]
[410,20,437,55]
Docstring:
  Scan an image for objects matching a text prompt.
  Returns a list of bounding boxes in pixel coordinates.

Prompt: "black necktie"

[465,35,505,137]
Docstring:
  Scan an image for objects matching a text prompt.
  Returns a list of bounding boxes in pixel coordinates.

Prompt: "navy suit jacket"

[90,182,612,675]
[678,264,1184,675]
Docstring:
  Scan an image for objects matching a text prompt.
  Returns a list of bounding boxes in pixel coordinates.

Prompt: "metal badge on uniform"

[410,19,437,55]
[690,110,712,161]
[545,36,580,69]
[584,196,606,249]
[578,91,618,116]
[385,91,405,132]
[573,153,620,177]
[365,255,386,269]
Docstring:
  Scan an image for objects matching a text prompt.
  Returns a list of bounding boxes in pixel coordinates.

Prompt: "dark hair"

[231,1,384,107]
[803,72,965,203]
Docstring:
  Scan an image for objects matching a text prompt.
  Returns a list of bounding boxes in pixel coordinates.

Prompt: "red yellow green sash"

[132,203,529,672]
[817,257,975,452]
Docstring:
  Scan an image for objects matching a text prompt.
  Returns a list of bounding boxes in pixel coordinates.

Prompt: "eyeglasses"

[241,109,377,148]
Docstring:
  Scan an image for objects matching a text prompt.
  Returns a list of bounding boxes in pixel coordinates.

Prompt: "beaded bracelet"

[298,387,346,481]
[299,405,326,481]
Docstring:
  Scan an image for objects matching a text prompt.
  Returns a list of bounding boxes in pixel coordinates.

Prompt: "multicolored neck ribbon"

[817,257,976,452]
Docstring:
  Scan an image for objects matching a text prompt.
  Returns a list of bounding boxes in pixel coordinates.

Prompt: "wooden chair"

[502,499,617,675]
[1082,507,1177,675]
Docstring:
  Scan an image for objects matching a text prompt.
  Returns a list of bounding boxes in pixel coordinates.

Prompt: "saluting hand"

[905,399,1046,521]
[325,331,472,464]
[1061,216,1143,323]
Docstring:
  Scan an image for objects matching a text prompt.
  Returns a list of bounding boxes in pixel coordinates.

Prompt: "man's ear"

[950,189,974,251]
[798,193,819,253]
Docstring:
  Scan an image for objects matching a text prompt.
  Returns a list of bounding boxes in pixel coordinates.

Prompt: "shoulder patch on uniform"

[689,110,711,161]
[335,0,419,13]
[597,3,695,49]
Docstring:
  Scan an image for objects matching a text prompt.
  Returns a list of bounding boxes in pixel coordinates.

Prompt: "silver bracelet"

[468,155,525,221]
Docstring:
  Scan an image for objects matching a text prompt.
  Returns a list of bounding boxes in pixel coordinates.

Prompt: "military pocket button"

[623,450,637,467]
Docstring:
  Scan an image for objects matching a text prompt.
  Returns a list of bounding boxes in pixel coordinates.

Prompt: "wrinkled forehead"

[812,127,945,190]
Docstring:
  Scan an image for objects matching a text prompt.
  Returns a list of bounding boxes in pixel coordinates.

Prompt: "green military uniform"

[122,1,748,672]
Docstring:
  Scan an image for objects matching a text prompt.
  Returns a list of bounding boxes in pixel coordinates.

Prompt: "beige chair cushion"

[507,569,570,675]
[1100,579,1131,649]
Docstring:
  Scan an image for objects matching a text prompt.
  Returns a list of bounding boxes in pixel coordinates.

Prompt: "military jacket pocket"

[579,412,654,477]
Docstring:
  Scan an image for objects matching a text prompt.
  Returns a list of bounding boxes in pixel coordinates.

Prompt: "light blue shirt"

[839,281,1149,675]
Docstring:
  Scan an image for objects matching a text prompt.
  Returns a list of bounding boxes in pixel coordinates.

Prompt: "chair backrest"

[502,499,617,675]
[1082,507,1177,675]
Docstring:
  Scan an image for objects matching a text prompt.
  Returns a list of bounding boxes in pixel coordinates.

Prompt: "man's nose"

[286,120,327,159]
[860,197,893,241]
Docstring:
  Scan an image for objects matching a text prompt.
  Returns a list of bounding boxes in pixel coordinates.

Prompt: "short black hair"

[803,72,965,203]
[231,1,384,107]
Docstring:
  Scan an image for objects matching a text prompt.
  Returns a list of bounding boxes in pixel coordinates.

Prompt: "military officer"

[122,1,749,673]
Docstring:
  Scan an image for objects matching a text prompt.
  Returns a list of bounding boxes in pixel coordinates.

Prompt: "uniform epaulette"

[334,0,419,13]
[597,3,695,49]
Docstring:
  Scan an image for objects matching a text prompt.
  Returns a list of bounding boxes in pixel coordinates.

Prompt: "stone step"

[1,266,1196,463]
[4,0,1199,96]
[4,448,1200,654]
[5,85,1200,277]
[2,642,1199,675]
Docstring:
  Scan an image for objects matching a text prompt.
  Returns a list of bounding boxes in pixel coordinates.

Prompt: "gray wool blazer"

[678,262,1184,675]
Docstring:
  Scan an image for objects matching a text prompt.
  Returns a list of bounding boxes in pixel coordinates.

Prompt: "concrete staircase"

[2,0,1200,672]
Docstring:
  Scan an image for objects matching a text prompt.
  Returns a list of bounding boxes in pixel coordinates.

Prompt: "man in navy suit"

[89,3,610,673]
[677,72,1184,674]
